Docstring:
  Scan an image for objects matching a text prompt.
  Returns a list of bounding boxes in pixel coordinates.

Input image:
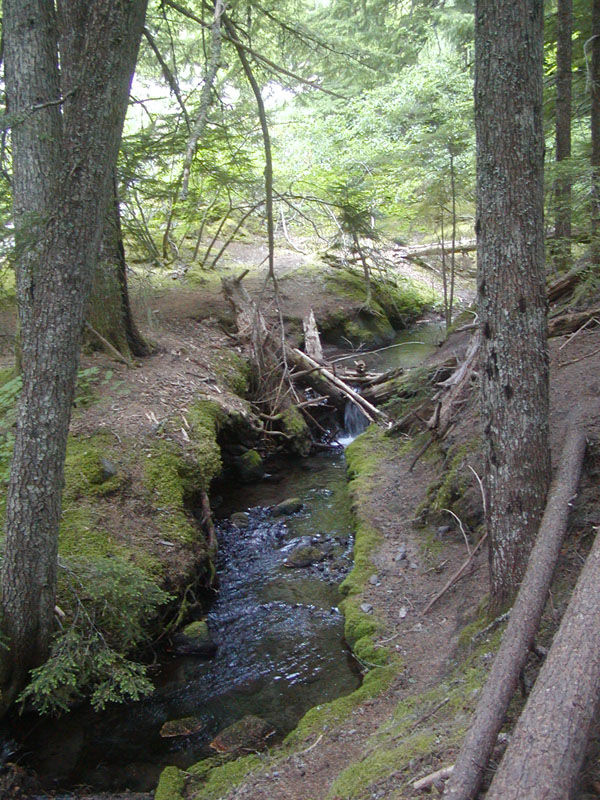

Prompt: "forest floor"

[1,243,600,799]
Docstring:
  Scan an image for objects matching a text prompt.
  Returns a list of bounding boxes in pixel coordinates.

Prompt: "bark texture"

[553,0,572,271]
[86,173,149,359]
[1,0,148,703]
[486,520,600,799]
[442,416,587,800]
[475,0,550,613]
[592,0,600,264]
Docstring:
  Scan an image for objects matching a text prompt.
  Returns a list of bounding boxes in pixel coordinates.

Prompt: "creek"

[17,320,444,796]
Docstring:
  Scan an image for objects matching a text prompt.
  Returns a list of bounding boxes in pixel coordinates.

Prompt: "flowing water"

[22,454,360,794]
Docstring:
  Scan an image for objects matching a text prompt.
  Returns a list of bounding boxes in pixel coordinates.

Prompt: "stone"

[369,574,380,585]
[235,449,265,483]
[100,458,118,481]
[360,603,373,614]
[171,620,217,656]
[284,545,326,568]
[160,715,206,738]
[209,715,275,754]
[274,497,303,516]
[230,512,250,528]
[394,544,407,562]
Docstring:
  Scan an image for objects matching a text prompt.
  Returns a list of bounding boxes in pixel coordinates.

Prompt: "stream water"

[21,455,360,794]
[16,319,445,796]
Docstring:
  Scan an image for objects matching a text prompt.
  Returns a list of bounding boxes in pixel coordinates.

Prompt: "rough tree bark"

[592,0,600,265]
[0,0,148,707]
[487,511,600,799]
[442,415,587,800]
[553,0,572,272]
[475,0,550,614]
[86,172,150,359]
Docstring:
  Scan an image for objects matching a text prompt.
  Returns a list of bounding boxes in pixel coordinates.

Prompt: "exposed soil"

[2,246,600,799]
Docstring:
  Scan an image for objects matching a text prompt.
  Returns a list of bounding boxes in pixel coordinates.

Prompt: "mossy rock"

[155,765,186,800]
[274,497,303,516]
[63,434,127,501]
[160,714,207,738]
[209,715,274,754]
[234,449,264,483]
[281,406,312,456]
[284,544,325,568]
[231,512,250,528]
[172,619,217,656]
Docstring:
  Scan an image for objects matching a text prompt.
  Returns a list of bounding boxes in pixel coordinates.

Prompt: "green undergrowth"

[328,613,508,799]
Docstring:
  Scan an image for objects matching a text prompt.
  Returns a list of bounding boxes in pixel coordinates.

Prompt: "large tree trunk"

[592,0,600,264]
[486,528,600,799]
[0,0,148,706]
[553,0,572,272]
[86,172,149,359]
[475,0,550,614]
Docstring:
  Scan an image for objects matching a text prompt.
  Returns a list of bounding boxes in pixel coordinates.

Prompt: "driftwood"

[548,306,600,337]
[302,309,324,362]
[442,414,588,800]
[486,528,600,799]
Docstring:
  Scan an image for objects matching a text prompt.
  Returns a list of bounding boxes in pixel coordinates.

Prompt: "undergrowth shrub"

[19,555,171,714]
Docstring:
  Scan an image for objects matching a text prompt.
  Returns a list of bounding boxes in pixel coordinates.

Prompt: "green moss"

[328,731,437,799]
[284,665,397,748]
[63,434,127,501]
[187,754,263,799]
[281,406,311,456]
[0,366,15,386]
[154,765,186,800]
[339,594,379,646]
[186,399,225,489]
[214,350,251,396]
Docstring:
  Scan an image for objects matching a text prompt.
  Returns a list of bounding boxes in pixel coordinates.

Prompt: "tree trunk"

[442,416,587,800]
[553,0,572,272]
[486,522,600,799]
[86,172,149,359]
[1,0,148,706]
[592,0,600,265]
[475,0,550,614]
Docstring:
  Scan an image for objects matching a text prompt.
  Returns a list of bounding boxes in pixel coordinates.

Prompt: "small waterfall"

[337,400,370,447]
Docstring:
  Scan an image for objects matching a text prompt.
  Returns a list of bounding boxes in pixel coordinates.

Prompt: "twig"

[441,509,471,555]
[558,316,600,350]
[468,464,487,516]
[408,696,450,733]
[559,345,600,367]
[84,323,132,366]
[297,733,323,755]
[422,532,488,615]
[413,764,455,792]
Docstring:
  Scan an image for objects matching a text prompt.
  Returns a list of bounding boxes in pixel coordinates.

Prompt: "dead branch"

[414,765,455,792]
[422,532,487,615]
[548,307,600,337]
[290,348,389,424]
[442,413,589,800]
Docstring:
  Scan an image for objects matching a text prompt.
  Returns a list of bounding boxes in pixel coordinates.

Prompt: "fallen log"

[290,348,389,425]
[548,306,600,337]
[547,267,585,304]
[486,527,600,799]
[394,238,477,259]
[442,413,588,800]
